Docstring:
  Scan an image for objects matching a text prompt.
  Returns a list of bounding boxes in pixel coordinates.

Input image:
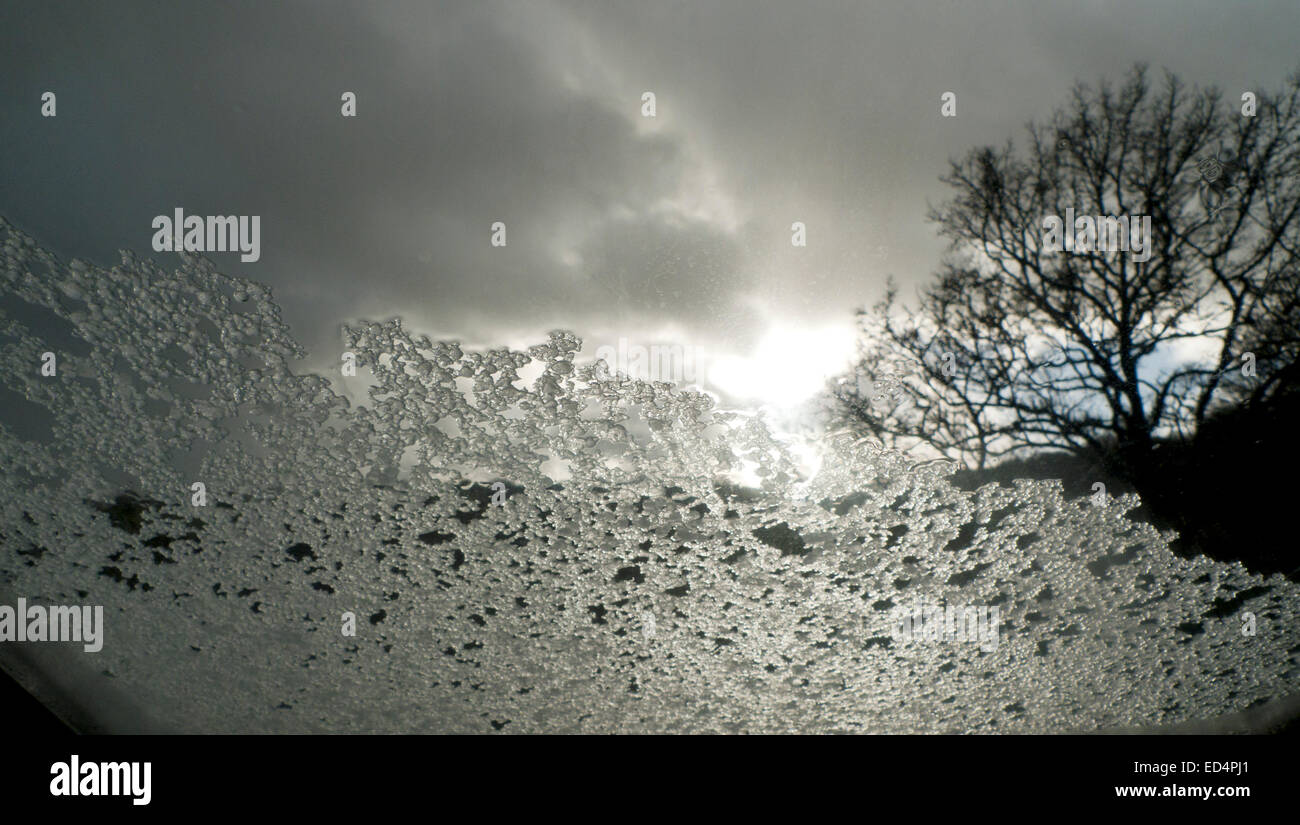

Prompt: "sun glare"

[706,323,856,408]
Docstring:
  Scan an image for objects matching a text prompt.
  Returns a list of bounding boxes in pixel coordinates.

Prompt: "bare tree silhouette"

[838,64,1300,488]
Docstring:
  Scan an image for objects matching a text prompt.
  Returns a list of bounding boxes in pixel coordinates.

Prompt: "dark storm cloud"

[3,0,1300,370]
[0,0,739,363]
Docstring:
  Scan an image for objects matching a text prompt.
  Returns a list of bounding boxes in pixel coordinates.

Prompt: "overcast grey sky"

[3,0,1299,400]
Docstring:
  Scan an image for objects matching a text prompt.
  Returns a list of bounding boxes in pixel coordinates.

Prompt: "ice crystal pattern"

[1,219,1297,732]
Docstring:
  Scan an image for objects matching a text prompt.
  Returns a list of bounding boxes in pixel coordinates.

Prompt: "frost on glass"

[1,218,1297,733]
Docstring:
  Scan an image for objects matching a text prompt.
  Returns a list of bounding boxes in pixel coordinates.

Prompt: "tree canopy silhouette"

[839,64,1300,485]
